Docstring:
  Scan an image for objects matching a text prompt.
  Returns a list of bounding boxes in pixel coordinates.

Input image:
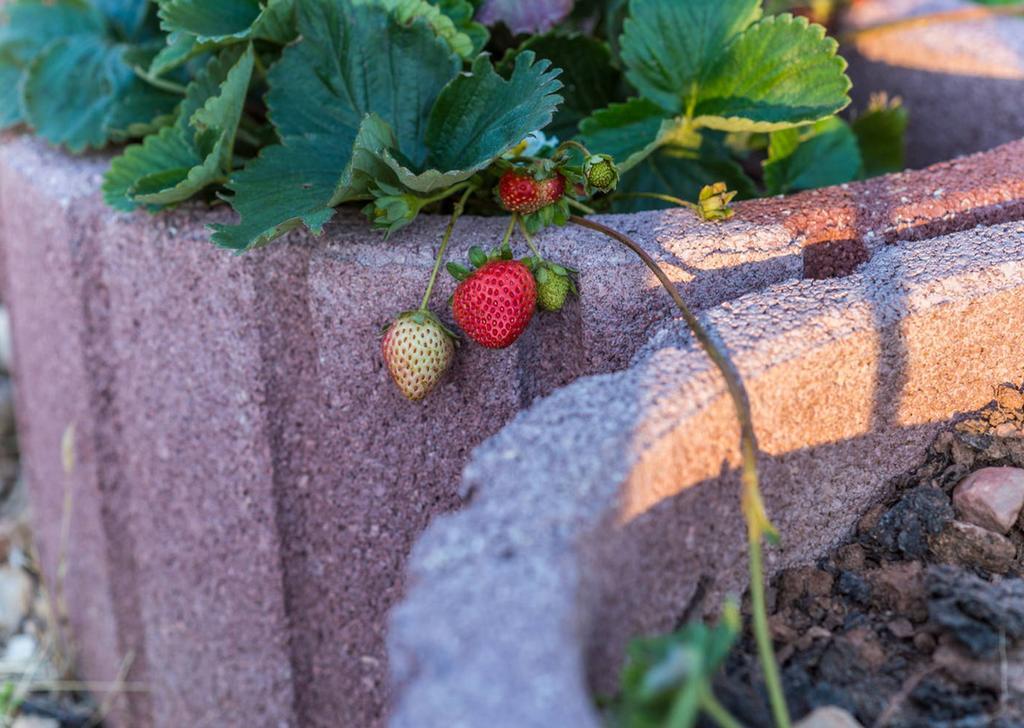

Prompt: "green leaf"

[103,45,255,210]
[693,14,851,132]
[212,112,400,249]
[0,1,105,65]
[22,35,177,153]
[613,133,756,212]
[213,0,462,249]
[275,0,460,163]
[402,51,562,192]
[611,606,740,727]
[0,0,108,129]
[147,31,214,76]
[852,96,908,178]
[209,138,341,250]
[157,0,296,44]
[506,32,622,140]
[578,97,675,173]
[102,126,195,211]
[328,114,403,206]
[763,116,861,195]
[93,0,151,42]
[620,0,762,114]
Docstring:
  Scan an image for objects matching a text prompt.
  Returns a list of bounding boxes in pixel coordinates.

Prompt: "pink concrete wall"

[1,135,1023,726]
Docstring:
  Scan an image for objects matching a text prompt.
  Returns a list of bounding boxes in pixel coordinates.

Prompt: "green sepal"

[446,261,472,281]
[521,197,570,234]
[468,246,488,268]
[397,308,459,341]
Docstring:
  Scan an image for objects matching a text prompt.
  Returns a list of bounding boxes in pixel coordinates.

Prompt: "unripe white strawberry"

[381,310,455,401]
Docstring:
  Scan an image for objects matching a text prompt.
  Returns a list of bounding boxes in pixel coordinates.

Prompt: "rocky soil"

[719,381,1024,727]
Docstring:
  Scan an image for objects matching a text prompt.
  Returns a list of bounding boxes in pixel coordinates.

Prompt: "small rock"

[927,565,1024,656]
[836,570,871,605]
[1,633,37,670]
[12,717,59,728]
[913,632,936,653]
[933,643,1024,697]
[0,565,32,635]
[857,503,887,535]
[795,706,863,728]
[888,617,915,639]
[863,486,953,559]
[867,560,928,621]
[842,626,887,670]
[953,467,1024,534]
[995,422,1024,438]
[995,383,1024,414]
[777,567,834,610]
[928,519,1017,574]
[770,612,798,643]
[832,543,866,572]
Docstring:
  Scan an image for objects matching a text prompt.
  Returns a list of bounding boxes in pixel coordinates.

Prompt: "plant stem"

[500,214,517,251]
[131,66,187,95]
[748,535,787,727]
[700,688,744,728]
[568,215,790,728]
[420,186,474,311]
[610,192,699,211]
[422,181,474,208]
[554,139,592,160]
[842,3,1024,42]
[567,198,597,215]
[234,127,262,149]
[515,217,543,259]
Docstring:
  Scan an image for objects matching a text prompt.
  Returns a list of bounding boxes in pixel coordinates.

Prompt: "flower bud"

[697,182,737,222]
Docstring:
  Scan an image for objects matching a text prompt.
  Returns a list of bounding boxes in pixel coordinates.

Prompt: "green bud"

[583,154,619,194]
[697,182,737,222]
[363,186,429,235]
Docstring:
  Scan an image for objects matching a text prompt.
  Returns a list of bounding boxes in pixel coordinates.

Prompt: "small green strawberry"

[583,154,619,194]
[527,258,578,312]
[381,310,456,401]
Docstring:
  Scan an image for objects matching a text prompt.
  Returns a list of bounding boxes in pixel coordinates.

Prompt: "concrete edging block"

[844,0,1024,168]
[0,130,1022,726]
[388,220,1024,727]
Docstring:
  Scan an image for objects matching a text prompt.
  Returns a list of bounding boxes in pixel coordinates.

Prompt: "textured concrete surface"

[0,130,1022,727]
[389,220,1024,728]
[843,0,1024,169]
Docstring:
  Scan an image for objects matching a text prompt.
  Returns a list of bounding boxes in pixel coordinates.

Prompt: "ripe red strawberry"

[452,260,536,348]
[497,170,566,214]
[381,311,455,401]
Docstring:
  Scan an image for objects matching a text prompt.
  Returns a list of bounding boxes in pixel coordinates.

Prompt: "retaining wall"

[844,0,1024,168]
[0,133,1023,726]
[389,220,1024,727]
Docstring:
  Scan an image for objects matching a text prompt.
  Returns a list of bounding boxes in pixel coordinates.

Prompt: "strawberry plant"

[0,2,920,726]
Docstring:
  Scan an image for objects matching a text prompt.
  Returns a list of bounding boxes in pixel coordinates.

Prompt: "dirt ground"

[718,382,1024,727]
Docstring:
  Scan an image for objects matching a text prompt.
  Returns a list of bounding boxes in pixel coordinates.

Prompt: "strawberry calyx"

[446,243,515,282]
[383,308,459,341]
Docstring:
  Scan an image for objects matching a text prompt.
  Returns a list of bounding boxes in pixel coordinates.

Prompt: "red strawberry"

[452,260,536,348]
[497,170,566,214]
[381,311,455,401]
